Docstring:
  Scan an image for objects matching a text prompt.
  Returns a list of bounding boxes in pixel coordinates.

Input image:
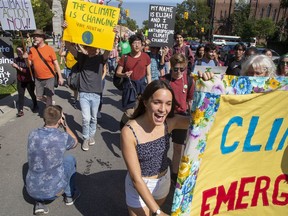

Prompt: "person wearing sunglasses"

[277,54,288,76]
[161,53,214,185]
[225,43,246,76]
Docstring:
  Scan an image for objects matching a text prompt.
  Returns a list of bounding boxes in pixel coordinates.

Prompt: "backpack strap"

[123,54,128,71]
[187,75,194,96]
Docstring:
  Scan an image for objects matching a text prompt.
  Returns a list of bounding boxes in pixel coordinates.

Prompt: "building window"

[224,10,227,19]
[273,9,277,21]
[267,4,272,17]
[220,10,223,19]
[260,8,264,18]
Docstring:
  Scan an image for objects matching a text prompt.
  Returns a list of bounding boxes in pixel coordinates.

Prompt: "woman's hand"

[125,70,133,78]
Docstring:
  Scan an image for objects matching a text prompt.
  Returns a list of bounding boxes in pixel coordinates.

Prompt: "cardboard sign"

[193,66,227,74]
[171,75,288,216]
[63,0,120,51]
[0,0,36,30]
[148,4,176,47]
[0,37,16,85]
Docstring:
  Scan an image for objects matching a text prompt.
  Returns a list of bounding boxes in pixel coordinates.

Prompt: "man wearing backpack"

[161,53,194,185]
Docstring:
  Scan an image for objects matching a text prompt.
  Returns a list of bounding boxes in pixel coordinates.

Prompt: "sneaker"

[97,112,102,118]
[16,110,24,117]
[34,202,49,215]
[64,190,81,206]
[89,137,95,146]
[82,139,89,151]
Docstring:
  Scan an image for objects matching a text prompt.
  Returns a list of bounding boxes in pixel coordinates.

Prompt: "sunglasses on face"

[173,67,185,72]
[280,61,288,66]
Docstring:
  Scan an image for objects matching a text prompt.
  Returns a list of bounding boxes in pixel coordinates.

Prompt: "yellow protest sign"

[63,0,120,50]
[192,91,288,215]
[171,75,288,215]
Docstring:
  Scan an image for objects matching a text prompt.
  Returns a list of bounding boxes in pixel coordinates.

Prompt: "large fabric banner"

[0,0,36,30]
[63,0,120,51]
[171,75,288,215]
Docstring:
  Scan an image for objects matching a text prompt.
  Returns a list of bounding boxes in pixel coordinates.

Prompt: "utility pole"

[208,0,215,42]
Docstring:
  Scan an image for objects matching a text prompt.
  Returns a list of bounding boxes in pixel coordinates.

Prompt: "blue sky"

[107,0,183,27]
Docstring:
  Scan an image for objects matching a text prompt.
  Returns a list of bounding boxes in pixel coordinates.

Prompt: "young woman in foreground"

[121,80,187,216]
[120,72,212,215]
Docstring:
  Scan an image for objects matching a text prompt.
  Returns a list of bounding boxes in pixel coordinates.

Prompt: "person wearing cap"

[23,29,64,108]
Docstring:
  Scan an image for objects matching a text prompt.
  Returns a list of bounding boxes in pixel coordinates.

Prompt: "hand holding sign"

[63,1,120,51]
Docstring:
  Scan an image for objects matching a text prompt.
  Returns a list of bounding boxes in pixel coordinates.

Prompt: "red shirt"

[162,72,194,114]
[118,52,151,81]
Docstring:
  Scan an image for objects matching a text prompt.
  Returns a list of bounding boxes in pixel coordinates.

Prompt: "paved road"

[0,77,174,216]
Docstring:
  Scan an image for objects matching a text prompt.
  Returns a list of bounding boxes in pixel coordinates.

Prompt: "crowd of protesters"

[10,22,287,215]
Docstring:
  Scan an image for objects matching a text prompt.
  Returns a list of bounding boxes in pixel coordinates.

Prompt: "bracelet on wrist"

[152,208,161,216]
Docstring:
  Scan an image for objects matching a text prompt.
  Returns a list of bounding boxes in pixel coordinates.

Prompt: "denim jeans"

[63,154,77,197]
[34,154,77,201]
[108,57,117,73]
[79,92,101,140]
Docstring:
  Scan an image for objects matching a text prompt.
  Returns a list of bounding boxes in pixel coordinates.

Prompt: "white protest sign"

[193,66,227,74]
[0,0,36,30]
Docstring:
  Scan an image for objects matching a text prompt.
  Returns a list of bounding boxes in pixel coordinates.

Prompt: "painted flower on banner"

[249,76,268,89]
[178,159,191,182]
[192,92,205,111]
[172,188,184,213]
[181,193,193,212]
[267,78,280,89]
[196,139,206,154]
[190,126,201,139]
[193,108,204,125]
[234,77,253,94]
[211,83,225,94]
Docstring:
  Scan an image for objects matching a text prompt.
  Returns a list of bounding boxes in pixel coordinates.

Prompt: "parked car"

[256,48,280,64]
[213,39,226,46]
[219,45,235,62]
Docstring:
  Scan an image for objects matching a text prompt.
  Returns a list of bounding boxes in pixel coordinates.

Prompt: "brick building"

[210,0,288,35]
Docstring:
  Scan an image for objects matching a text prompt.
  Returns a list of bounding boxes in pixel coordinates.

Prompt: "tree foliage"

[231,2,277,42]
[122,17,138,31]
[32,0,54,30]
[174,0,210,37]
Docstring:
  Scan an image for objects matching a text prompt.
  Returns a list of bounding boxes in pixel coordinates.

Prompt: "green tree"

[122,17,138,31]
[254,18,276,41]
[174,0,210,38]
[32,0,54,30]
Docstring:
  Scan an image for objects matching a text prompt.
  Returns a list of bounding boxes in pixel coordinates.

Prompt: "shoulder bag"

[113,54,128,90]
[35,48,59,88]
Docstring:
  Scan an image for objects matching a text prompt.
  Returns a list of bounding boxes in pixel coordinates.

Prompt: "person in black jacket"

[225,43,246,76]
